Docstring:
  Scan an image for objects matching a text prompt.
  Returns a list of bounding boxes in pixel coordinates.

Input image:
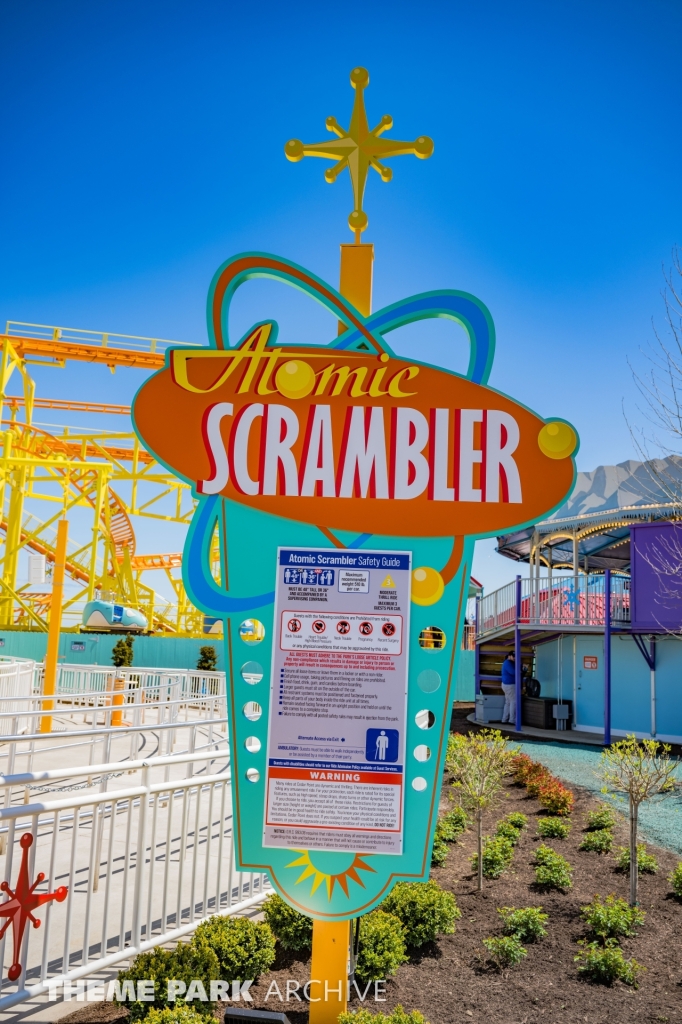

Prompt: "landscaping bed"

[62,754,682,1024]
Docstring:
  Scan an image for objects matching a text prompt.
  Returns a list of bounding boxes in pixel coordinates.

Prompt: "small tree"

[112,633,134,669]
[197,645,217,672]
[597,735,677,906]
[446,729,516,892]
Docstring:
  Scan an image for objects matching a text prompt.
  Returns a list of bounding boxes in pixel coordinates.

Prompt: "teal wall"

[0,629,474,701]
[0,631,225,671]
[533,634,681,742]
[454,650,475,702]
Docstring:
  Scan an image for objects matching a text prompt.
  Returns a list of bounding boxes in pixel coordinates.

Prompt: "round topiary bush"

[192,915,275,981]
[380,880,460,948]
[355,910,408,983]
[115,941,219,1021]
[263,893,313,952]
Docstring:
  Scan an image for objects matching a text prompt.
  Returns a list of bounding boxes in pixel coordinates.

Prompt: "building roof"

[496,456,682,572]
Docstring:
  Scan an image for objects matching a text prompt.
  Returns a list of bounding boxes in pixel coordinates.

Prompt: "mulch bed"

[61,733,682,1024]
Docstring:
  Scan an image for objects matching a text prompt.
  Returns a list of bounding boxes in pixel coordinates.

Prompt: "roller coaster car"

[81,600,148,632]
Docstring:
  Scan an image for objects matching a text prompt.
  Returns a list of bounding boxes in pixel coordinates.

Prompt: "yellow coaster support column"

[309,919,351,1024]
[40,517,68,733]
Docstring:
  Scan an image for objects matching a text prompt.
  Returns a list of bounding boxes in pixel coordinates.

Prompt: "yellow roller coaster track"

[0,322,212,635]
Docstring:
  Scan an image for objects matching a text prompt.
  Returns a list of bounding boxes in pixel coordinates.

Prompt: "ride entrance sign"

[265,547,411,855]
[132,67,579,959]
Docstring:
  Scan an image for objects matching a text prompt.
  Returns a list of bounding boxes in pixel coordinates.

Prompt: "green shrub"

[534,845,573,890]
[483,935,527,968]
[579,829,613,854]
[498,906,548,942]
[116,942,218,1021]
[615,844,658,874]
[668,862,682,899]
[144,1009,208,1024]
[112,633,134,668]
[196,645,217,672]
[431,830,449,866]
[495,821,522,845]
[381,880,460,948]
[355,911,408,983]
[263,893,313,952]
[504,812,528,831]
[537,817,571,839]
[580,894,645,943]
[574,939,644,987]
[585,804,617,831]
[339,1006,427,1024]
[438,807,468,841]
[192,915,275,981]
[471,836,514,879]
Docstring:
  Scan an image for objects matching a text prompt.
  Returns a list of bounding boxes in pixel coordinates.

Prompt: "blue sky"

[1,0,680,591]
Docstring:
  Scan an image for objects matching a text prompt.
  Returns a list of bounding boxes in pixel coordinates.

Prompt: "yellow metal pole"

[309,240,373,1024]
[338,242,374,325]
[309,919,351,1024]
[40,517,68,733]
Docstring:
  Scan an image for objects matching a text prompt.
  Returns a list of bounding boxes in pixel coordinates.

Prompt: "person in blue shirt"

[501,652,517,725]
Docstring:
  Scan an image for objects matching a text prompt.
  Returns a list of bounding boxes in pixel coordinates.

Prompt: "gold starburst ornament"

[285,67,434,241]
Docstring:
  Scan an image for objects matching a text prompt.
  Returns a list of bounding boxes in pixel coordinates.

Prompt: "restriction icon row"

[286,617,396,638]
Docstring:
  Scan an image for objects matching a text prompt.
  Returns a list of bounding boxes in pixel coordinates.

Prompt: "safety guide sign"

[263,547,411,855]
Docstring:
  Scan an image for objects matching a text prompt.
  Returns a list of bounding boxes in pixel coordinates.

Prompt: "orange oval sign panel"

[133,323,576,538]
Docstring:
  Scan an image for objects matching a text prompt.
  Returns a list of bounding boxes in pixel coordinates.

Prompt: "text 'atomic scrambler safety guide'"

[263,547,411,855]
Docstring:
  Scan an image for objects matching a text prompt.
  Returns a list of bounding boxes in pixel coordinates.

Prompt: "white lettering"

[339,407,389,499]
[393,407,429,500]
[264,980,283,1001]
[232,980,253,1002]
[286,980,302,1001]
[263,405,300,496]
[459,409,483,502]
[350,979,373,1001]
[137,980,155,1002]
[231,403,263,495]
[198,402,233,495]
[167,980,187,1002]
[304,980,322,1002]
[211,980,231,1001]
[107,980,136,1002]
[374,981,387,1001]
[430,408,455,501]
[63,981,86,1001]
[186,980,208,1002]
[485,410,522,503]
[86,982,105,1002]
[301,406,336,497]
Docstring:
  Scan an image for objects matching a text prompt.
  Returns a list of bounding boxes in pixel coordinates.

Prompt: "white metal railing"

[0,681,227,779]
[0,660,36,735]
[53,664,225,702]
[0,748,269,1012]
[477,575,631,638]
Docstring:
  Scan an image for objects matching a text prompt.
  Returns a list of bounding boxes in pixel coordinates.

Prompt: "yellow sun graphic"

[286,850,376,900]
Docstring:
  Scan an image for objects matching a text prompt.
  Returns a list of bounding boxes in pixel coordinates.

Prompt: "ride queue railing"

[477,574,631,638]
[0,748,269,1012]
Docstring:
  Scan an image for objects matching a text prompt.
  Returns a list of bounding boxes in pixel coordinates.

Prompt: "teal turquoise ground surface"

[516,739,682,855]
